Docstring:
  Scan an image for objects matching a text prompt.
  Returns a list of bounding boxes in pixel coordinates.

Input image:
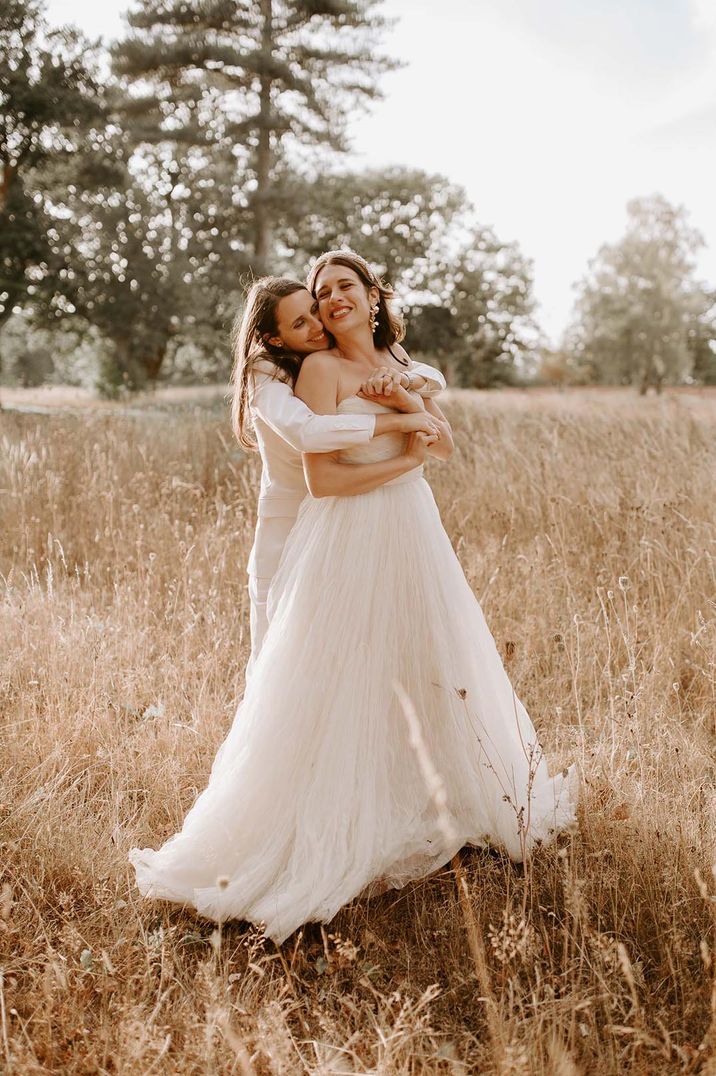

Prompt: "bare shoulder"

[295,349,341,388]
[298,348,341,374]
[295,348,341,409]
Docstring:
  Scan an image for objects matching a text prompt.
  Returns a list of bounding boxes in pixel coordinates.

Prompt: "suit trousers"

[245,512,299,681]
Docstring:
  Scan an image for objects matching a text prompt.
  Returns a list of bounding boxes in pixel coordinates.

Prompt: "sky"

[45,0,716,343]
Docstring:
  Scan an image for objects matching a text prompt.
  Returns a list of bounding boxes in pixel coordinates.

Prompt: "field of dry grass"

[2,385,716,1074]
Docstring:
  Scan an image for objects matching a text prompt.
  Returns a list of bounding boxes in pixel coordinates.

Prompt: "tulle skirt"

[129,471,578,943]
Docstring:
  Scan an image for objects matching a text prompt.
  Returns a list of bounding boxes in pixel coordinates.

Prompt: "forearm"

[265,407,375,452]
[279,408,417,445]
[373,408,422,436]
[303,452,419,498]
[251,375,375,453]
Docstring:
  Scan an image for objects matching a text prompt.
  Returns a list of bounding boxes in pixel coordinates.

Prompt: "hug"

[129,248,578,945]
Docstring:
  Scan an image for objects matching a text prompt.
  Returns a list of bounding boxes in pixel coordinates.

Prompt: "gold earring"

[369,304,379,333]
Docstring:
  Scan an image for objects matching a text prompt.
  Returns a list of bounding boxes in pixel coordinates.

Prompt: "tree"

[687,288,716,386]
[0,0,103,329]
[275,166,467,281]
[405,225,537,387]
[112,0,397,275]
[274,167,536,386]
[568,194,707,392]
[40,122,244,391]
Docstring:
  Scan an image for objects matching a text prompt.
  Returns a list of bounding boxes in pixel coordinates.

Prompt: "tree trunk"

[0,161,18,214]
[253,0,273,276]
[144,340,167,384]
[107,337,155,392]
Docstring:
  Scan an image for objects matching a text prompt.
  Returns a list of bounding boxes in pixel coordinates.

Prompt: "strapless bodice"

[336,396,419,479]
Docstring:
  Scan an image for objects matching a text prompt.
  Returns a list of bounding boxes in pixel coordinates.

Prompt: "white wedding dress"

[129,396,578,943]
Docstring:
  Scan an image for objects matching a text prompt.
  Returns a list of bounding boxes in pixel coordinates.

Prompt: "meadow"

[1,385,716,1074]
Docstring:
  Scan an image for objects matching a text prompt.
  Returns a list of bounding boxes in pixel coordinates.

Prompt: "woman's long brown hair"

[229,277,308,450]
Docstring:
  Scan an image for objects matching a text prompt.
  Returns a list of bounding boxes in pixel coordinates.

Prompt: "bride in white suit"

[230,276,447,677]
[129,251,578,944]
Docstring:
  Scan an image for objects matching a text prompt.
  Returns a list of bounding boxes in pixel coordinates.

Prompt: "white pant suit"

[245,358,446,677]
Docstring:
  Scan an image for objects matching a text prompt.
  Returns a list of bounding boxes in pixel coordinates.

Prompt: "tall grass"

[1,387,715,1073]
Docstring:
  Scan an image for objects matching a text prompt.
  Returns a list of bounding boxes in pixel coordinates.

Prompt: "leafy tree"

[41,124,243,391]
[402,304,457,374]
[274,167,536,386]
[275,166,467,283]
[535,347,573,387]
[112,0,397,274]
[687,288,716,386]
[0,0,103,329]
[569,194,707,392]
[405,225,537,387]
[0,311,109,387]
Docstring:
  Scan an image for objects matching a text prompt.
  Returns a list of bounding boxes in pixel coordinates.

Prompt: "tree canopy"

[6,5,711,394]
[111,0,398,274]
[568,194,710,392]
[0,0,104,329]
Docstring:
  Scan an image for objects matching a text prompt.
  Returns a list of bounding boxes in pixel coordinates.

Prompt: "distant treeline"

[1,1,714,394]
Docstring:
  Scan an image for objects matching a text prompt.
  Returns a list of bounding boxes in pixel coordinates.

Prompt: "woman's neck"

[334,326,382,367]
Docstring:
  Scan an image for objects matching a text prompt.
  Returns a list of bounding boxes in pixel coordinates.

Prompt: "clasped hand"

[359,366,410,397]
[358,367,440,460]
[358,367,425,416]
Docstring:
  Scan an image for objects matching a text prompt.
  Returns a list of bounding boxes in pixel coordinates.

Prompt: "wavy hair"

[306,249,406,357]
[229,277,308,450]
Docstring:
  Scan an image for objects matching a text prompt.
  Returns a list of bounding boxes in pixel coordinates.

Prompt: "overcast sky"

[45,0,716,343]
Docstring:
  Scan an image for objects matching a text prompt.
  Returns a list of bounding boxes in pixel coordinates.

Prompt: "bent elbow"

[303,458,332,498]
[306,477,331,498]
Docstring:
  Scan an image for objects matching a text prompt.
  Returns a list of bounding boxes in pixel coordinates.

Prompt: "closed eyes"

[316,280,355,300]
[292,304,320,329]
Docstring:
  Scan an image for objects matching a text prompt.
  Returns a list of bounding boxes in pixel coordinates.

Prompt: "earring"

[369,303,379,333]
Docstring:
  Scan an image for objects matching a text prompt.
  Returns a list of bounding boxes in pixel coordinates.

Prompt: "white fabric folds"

[130,396,578,943]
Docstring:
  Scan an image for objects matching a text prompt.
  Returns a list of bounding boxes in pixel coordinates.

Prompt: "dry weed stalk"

[1,386,715,1073]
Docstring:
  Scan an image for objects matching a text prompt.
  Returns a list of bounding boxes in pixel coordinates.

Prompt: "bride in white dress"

[129,250,578,944]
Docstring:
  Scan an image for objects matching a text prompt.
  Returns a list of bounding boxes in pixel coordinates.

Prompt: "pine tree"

[111,0,397,274]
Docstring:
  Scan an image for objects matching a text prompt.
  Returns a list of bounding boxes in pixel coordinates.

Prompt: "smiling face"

[269,288,329,354]
[313,264,378,336]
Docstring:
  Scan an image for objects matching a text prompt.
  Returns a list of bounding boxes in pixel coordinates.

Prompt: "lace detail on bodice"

[336,394,409,465]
